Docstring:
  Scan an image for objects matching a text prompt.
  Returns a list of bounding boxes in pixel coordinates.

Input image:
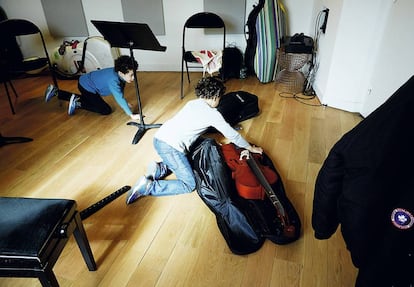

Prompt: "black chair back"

[184,12,225,29]
[0,18,59,114]
[0,18,41,36]
[180,12,226,99]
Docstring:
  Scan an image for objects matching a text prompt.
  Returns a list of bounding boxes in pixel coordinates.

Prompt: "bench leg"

[73,213,97,271]
[38,267,60,287]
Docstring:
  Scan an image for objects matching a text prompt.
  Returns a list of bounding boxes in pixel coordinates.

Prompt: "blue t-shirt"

[79,67,132,115]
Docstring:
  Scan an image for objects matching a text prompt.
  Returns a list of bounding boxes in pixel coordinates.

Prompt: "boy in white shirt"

[126,77,262,204]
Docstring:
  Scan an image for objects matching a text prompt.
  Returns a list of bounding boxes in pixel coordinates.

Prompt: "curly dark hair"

[195,77,226,99]
[114,55,138,74]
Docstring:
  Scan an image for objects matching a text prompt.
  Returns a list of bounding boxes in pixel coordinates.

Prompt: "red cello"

[221,143,277,200]
[221,143,295,238]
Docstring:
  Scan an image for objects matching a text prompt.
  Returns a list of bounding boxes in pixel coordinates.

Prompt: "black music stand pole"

[125,42,162,144]
[91,20,167,144]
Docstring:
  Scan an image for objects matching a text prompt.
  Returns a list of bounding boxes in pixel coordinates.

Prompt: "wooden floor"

[0,72,362,287]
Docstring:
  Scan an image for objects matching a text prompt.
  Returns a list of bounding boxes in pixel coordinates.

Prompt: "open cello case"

[189,138,301,255]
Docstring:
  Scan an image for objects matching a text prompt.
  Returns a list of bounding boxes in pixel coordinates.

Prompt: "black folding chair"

[0,19,59,114]
[180,12,226,99]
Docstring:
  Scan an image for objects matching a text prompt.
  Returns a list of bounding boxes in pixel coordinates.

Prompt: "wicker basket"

[275,51,310,93]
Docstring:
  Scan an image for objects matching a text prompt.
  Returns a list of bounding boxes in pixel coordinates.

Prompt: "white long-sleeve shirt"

[155,99,250,154]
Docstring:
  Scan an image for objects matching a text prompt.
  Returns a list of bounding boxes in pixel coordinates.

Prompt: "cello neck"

[242,150,286,217]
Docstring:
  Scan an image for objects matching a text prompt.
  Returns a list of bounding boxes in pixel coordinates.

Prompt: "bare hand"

[248,145,263,154]
[130,114,140,120]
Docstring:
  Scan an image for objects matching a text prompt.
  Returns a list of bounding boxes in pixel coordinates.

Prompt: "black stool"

[0,197,97,287]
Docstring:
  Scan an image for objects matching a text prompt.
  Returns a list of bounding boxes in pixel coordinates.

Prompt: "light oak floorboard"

[0,72,362,287]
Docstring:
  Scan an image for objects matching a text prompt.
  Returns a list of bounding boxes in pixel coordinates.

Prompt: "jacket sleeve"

[211,110,250,149]
[312,147,345,239]
[109,84,132,116]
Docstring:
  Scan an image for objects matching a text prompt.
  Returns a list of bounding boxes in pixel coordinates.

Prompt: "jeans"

[149,138,196,196]
[77,83,112,115]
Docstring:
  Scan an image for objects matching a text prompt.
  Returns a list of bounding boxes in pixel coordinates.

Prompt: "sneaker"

[146,161,163,180]
[68,94,80,115]
[44,84,57,102]
[126,176,153,205]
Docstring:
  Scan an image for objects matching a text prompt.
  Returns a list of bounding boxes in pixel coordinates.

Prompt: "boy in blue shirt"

[45,55,140,120]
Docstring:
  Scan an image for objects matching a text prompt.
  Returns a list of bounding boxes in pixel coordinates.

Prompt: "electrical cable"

[301,9,326,99]
[279,9,330,107]
[278,91,326,107]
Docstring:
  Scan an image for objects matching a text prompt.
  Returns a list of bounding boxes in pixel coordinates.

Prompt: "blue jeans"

[148,138,196,196]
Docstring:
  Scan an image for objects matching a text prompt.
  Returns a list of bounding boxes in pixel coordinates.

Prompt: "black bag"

[282,33,314,54]
[220,46,243,80]
[217,91,259,126]
[189,138,301,255]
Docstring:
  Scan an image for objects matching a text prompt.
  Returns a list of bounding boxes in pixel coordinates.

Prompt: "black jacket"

[312,76,414,287]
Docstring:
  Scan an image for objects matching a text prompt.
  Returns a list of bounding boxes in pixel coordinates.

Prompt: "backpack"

[206,90,259,134]
[217,91,259,126]
[220,46,243,80]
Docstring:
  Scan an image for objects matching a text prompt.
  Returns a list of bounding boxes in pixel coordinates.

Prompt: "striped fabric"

[254,0,286,83]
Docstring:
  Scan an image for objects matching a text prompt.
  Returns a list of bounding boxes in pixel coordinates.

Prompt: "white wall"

[0,0,58,57]
[360,0,414,117]
[319,0,386,111]
[0,0,253,70]
[1,0,412,115]
[284,0,315,35]
[310,0,414,116]
[309,0,343,107]
[0,0,314,71]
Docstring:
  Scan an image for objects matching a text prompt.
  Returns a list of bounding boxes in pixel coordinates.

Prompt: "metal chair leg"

[3,81,15,114]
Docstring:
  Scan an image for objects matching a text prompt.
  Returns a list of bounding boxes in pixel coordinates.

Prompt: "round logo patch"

[391,208,414,230]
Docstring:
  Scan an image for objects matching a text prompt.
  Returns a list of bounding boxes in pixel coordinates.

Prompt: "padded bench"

[0,197,97,286]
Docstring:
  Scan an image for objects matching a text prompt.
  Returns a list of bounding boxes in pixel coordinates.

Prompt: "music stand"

[91,20,167,144]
